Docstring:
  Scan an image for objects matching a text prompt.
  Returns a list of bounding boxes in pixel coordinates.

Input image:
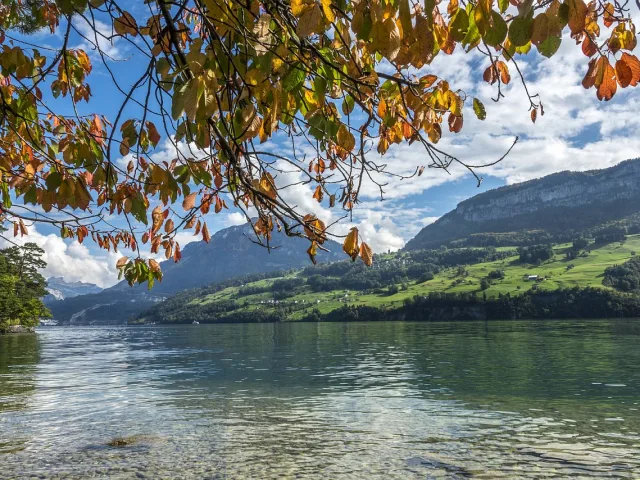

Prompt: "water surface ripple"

[1,320,640,478]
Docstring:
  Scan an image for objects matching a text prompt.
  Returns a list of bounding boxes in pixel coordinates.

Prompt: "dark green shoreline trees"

[0,241,50,332]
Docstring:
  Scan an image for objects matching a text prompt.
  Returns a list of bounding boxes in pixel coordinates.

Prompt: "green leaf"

[537,35,562,57]
[342,94,355,115]
[483,11,507,47]
[313,76,327,104]
[462,6,481,50]
[449,8,469,42]
[498,0,509,13]
[171,84,188,120]
[508,15,533,47]
[24,186,37,205]
[283,64,306,92]
[46,172,63,191]
[473,98,486,120]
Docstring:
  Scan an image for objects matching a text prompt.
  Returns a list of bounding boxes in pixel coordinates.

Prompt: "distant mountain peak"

[48,221,343,323]
[44,277,103,303]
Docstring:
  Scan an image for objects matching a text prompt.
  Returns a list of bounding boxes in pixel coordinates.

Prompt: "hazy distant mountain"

[44,277,102,303]
[48,222,344,324]
[405,159,640,250]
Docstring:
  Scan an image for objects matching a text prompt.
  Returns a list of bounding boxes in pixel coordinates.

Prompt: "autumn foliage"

[0,0,637,286]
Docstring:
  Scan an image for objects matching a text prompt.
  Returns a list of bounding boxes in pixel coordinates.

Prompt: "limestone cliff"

[405,159,640,250]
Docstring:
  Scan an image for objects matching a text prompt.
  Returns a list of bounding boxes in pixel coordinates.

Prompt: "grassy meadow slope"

[137,235,640,324]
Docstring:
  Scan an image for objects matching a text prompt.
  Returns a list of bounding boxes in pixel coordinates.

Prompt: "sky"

[2,5,640,288]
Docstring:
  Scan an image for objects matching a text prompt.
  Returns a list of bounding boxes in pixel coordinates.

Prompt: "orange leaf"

[582,58,597,89]
[183,192,197,210]
[151,206,163,234]
[581,36,597,57]
[567,0,588,35]
[116,256,129,268]
[595,56,617,101]
[360,242,373,266]
[149,259,161,273]
[173,243,182,262]
[496,61,510,84]
[531,108,537,123]
[621,53,640,87]
[202,223,211,243]
[19,219,27,236]
[164,219,175,233]
[313,185,323,203]
[616,58,633,88]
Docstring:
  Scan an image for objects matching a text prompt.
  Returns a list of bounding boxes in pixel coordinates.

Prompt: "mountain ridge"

[48,222,344,324]
[405,159,640,250]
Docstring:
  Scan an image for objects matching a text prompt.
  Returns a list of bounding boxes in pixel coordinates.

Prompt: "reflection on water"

[1,320,639,478]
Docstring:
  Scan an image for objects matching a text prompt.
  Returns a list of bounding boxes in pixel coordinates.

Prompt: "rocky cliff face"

[405,159,640,250]
[455,160,640,223]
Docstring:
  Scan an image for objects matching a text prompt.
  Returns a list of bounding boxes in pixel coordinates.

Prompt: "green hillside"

[137,235,640,324]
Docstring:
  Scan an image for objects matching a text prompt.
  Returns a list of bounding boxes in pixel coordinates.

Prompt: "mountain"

[405,159,640,250]
[44,277,102,303]
[48,222,344,325]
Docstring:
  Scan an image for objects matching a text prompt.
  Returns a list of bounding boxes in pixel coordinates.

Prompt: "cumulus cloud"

[0,226,121,288]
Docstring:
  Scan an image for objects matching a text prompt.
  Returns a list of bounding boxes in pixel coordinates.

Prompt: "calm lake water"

[1,320,640,479]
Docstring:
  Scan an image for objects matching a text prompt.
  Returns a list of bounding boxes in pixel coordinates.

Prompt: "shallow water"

[1,320,640,478]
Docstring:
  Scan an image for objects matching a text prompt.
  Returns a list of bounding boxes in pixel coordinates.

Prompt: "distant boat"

[192,321,199,325]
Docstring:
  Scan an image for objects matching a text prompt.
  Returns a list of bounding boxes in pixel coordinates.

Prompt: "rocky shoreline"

[1,325,36,334]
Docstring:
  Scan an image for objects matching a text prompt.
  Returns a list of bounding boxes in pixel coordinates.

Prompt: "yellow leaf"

[291,0,306,16]
[321,0,335,23]
[184,78,203,121]
[336,124,356,151]
[259,172,277,200]
[307,241,318,264]
[374,18,401,61]
[297,3,323,38]
[343,227,359,261]
[114,12,138,36]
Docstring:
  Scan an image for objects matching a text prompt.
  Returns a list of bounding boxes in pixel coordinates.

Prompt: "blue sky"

[3,6,640,287]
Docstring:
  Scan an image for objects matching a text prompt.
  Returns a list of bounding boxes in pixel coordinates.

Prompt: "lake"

[1,320,640,478]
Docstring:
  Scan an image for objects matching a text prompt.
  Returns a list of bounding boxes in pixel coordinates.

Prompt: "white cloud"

[0,226,121,288]
[75,19,123,60]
